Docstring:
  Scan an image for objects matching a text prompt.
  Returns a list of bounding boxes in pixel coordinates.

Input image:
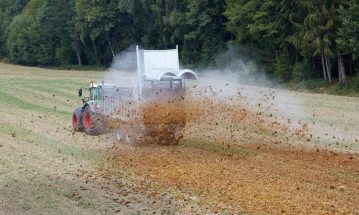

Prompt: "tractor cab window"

[90,87,102,100]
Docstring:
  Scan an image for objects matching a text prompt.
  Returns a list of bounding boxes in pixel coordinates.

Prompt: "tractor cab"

[78,83,103,104]
[89,85,102,101]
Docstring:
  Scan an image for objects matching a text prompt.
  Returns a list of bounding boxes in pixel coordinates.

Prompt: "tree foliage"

[337,0,359,59]
[0,0,28,57]
[0,0,358,83]
[225,0,356,83]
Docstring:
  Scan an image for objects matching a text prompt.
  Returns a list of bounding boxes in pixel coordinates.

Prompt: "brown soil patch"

[105,87,359,214]
[107,144,359,214]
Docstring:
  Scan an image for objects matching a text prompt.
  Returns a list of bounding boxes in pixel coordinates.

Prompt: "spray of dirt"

[99,46,359,214]
[103,46,357,152]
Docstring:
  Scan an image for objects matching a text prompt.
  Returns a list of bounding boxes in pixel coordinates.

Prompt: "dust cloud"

[104,45,138,88]
[103,46,356,152]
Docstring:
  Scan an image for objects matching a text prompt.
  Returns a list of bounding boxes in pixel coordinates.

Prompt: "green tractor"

[72,82,108,135]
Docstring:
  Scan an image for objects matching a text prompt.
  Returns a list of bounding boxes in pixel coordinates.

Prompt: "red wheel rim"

[73,115,78,128]
[85,112,91,129]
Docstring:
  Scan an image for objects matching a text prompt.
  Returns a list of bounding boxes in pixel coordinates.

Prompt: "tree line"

[1,0,359,83]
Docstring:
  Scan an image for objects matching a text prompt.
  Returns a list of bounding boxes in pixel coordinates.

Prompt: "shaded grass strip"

[0,90,68,117]
[0,122,99,164]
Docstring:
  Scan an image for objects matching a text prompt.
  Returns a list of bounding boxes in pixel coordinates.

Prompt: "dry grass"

[107,79,359,214]
[0,63,190,214]
[108,144,359,214]
[1,62,359,214]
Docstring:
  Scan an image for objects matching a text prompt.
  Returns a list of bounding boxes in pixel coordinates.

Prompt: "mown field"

[0,62,358,214]
[0,63,194,214]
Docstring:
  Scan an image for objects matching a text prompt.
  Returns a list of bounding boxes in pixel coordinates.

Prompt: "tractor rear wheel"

[83,105,107,136]
[73,107,84,132]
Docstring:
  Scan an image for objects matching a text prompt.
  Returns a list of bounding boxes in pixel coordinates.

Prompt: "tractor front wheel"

[73,107,84,132]
[83,105,107,136]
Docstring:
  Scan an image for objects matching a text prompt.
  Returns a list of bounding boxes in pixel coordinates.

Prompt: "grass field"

[0,62,358,214]
[0,63,191,214]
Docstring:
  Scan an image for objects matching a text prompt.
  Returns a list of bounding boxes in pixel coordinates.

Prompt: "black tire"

[73,107,84,132]
[82,105,107,136]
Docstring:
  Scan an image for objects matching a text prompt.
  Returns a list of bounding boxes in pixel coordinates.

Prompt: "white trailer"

[136,45,198,96]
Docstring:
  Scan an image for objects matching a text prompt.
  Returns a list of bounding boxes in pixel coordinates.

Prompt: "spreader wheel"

[113,124,144,145]
[144,123,185,145]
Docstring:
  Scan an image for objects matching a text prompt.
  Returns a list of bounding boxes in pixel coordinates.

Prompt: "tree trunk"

[76,49,82,66]
[92,39,100,66]
[349,54,353,75]
[312,57,315,69]
[338,57,343,82]
[321,54,327,80]
[72,33,82,66]
[163,36,166,49]
[73,39,82,66]
[107,33,115,60]
[338,56,347,83]
[325,56,332,82]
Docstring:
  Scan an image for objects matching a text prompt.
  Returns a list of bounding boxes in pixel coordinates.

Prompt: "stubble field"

[0,62,358,214]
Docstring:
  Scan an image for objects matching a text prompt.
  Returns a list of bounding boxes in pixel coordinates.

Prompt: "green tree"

[225,0,302,80]
[75,0,118,65]
[183,0,228,66]
[338,0,359,59]
[6,0,73,65]
[296,0,340,82]
[63,0,83,65]
[337,0,359,81]
[6,0,44,64]
[1,0,358,84]
[0,0,28,58]
[149,0,186,49]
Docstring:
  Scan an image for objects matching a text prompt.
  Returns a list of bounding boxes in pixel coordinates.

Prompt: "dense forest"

[1,0,359,84]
